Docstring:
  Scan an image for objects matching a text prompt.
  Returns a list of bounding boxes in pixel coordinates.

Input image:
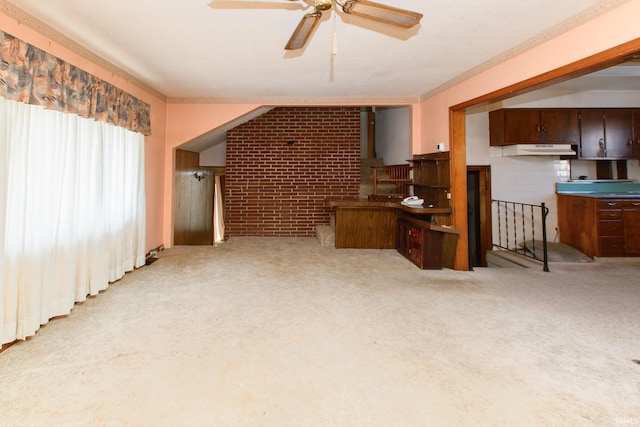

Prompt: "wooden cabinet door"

[633,109,640,158]
[579,109,605,158]
[174,149,214,245]
[623,201,640,255]
[397,220,409,253]
[603,109,634,158]
[407,225,423,265]
[504,109,541,142]
[541,109,578,143]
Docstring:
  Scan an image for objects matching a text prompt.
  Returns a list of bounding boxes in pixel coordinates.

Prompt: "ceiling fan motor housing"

[315,0,332,10]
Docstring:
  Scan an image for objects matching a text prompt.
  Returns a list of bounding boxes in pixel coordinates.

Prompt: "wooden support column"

[367,107,376,158]
[450,109,470,271]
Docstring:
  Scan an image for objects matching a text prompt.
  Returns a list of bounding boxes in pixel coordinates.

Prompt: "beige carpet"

[1,237,639,426]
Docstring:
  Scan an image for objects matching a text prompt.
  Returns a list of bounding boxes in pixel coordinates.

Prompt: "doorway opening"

[467,166,492,268]
[173,149,225,245]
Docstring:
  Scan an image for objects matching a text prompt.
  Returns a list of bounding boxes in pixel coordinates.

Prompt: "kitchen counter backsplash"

[556,181,640,195]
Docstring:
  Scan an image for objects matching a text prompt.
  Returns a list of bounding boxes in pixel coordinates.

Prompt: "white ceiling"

[4,0,634,102]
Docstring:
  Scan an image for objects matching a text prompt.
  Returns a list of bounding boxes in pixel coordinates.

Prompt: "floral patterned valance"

[0,30,151,135]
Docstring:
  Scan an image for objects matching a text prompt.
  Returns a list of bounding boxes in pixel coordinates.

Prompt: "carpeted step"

[487,250,542,268]
[316,225,335,247]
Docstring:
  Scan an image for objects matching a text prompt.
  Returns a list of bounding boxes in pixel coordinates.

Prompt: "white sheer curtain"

[213,175,225,244]
[0,97,146,344]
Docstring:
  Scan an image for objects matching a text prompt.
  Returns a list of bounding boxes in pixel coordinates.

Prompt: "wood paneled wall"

[174,149,214,245]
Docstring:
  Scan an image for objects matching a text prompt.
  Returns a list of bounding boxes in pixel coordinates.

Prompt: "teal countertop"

[556,181,640,197]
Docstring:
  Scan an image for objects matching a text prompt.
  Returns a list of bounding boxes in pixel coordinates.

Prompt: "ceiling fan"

[284,0,423,50]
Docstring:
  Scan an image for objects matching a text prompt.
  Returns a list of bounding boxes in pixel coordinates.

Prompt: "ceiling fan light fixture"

[341,0,422,28]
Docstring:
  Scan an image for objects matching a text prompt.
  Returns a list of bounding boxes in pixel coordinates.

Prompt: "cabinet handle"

[628,138,633,146]
[599,138,607,156]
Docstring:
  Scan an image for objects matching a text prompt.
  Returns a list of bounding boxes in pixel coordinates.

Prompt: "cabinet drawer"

[599,236,625,256]
[597,209,623,220]
[622,199,640,209]
[597,199,623,209]
[598,220,624,236]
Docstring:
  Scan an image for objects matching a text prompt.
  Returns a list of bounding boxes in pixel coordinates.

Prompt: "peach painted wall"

[164,103,262,246]
[0,12,168,252]
[417,1,640,153]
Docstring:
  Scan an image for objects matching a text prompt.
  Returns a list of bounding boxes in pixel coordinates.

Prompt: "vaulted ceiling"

[2,0,632,103]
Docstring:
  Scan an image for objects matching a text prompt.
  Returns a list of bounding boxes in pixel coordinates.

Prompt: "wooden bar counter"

[326,198,452,249]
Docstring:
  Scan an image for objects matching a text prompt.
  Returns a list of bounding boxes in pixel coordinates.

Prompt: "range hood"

[502,144,576,156]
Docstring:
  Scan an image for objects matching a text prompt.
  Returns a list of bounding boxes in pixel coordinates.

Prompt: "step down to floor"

[316,225,335,247]
[486,250,543,269]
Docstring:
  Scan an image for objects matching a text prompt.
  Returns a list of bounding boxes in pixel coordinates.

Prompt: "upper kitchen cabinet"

[578,108,635,159]
[489,108,579,146]
[634,109,640,158]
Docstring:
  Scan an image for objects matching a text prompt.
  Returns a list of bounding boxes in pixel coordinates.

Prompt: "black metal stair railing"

[492,199,550,272]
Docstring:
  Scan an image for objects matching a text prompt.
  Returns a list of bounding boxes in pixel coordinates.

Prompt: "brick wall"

[225,106,361,237]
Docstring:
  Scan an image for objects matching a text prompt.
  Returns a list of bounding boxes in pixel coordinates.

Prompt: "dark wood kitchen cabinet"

[557,194,640,257]
[633,109,640,158]
[489,108,579,146]
[623,199,640,255]
[595,198,626,256]
[578,109,634,159]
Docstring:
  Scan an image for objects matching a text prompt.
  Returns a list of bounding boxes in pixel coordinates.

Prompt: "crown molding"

[166,96,421,105]
[419,0,632,102]
[0,0,167,102]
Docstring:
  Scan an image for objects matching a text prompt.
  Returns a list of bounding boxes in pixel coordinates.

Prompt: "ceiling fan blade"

[285,11,322,50]
[340,0,422,28]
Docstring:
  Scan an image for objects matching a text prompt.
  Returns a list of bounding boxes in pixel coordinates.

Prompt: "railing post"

[541,202,550,272]
[496,200,502,249]
[512,202,517,252]
[530,205,536,260]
